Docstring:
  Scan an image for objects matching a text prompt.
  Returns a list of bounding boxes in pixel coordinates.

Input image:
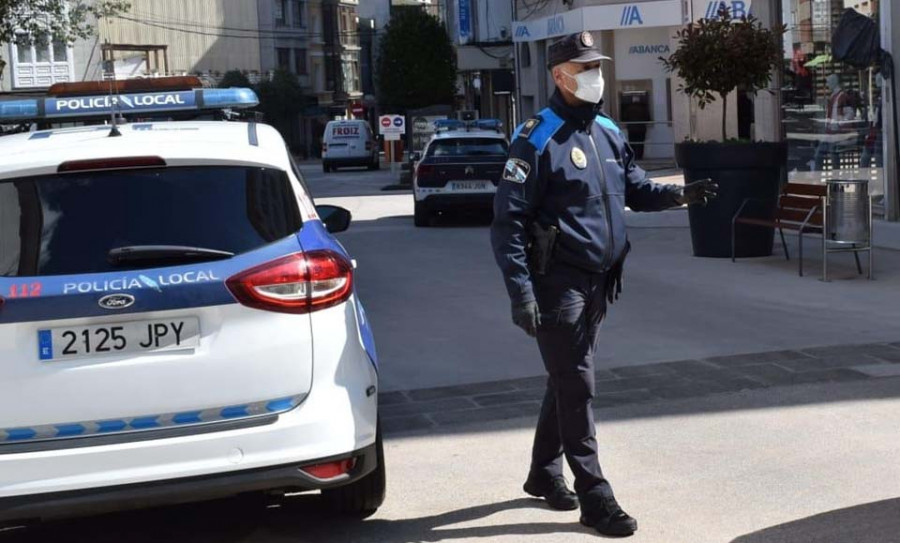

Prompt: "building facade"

[447,0,516,136]
[1,0,262,94]
[512,0,898,220]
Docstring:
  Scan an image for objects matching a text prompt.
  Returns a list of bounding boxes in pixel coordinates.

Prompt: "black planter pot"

[675,142,786,258]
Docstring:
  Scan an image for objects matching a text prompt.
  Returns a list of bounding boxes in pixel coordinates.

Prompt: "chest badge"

[570,147,588,169]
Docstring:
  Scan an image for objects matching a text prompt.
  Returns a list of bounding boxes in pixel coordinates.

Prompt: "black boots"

[523,475,580,511]
[580,495,638,536]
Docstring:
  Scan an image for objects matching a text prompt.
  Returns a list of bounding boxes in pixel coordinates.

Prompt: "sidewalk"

[379,341,900,434]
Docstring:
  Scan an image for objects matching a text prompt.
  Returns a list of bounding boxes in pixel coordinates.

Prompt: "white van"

[322,120,379,172]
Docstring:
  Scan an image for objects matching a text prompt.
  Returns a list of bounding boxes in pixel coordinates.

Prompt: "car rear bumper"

[324,155,377,167]
[0,300,379,523]
[417,192,496,208]
[0,441,378,523]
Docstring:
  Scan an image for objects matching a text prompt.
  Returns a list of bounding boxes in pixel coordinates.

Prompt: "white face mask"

[562,67,605,104]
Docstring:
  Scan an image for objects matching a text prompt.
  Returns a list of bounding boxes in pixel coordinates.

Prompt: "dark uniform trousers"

[530,260,610,499]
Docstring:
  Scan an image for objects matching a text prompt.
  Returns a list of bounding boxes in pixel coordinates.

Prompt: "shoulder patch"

[517,117,541,139]
[502,158,531,184]
[526,108,565,154]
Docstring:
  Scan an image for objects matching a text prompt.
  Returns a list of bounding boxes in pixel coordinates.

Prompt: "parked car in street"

[412,119,508,226]
[322,119,380,172]
[0,79,384,525]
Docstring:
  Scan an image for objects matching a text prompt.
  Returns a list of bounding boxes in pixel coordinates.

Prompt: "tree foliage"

[218,70,252,89]
[0,0,129,78]
[376,8,456,110]
[661,6,784,140]
[254,70,305,147]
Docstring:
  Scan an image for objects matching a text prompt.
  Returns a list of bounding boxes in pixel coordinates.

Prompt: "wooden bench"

[731,183,863,277]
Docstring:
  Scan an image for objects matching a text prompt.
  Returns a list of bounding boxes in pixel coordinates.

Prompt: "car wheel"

[413,201,430,227]
[368,159,379,171]
[322,422,386,518]
[323,162,331,173]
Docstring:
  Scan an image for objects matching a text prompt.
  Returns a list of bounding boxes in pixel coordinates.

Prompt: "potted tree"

[662,7,786,258]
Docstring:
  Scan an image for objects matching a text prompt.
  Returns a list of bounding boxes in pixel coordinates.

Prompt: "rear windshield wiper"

[107,245,235,267]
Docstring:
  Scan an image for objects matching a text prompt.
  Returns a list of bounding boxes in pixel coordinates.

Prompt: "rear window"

[427,138,508,157]
[0,166,302,277]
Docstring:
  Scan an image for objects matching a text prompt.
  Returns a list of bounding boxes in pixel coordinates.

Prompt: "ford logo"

[98,294,135,310]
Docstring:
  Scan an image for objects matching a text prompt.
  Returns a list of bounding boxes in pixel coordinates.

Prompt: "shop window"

[781,0,884,216]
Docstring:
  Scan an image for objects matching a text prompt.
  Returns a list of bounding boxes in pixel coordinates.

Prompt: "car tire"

[323,162,331,173]
[368,159,379,171]
[322,422,386,518]
[414,201,430,227]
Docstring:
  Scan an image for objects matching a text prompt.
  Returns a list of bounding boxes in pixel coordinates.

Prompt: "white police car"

[0,79,384,523]
[412,119,508,226]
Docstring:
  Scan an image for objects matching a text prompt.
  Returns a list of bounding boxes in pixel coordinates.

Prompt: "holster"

[606,239,631,304]
[526,222,559,276]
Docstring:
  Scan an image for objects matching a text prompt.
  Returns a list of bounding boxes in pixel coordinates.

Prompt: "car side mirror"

[412,151,421,162]
[316,205,352,234]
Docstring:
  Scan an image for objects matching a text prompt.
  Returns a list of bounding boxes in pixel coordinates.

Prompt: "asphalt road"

[301,163,900,392]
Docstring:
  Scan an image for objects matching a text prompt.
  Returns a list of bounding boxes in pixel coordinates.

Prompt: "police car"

[412,119,508,227]
[0,79,384,523]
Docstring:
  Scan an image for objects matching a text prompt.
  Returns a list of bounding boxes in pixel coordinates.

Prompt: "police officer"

[491,32,716,537]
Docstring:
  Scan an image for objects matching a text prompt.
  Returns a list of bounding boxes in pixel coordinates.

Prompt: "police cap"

[547,32,611,69]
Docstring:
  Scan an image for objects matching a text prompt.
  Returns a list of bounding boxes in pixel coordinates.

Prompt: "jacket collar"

[549,90,603,132]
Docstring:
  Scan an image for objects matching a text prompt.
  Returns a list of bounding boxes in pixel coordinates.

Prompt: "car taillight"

[416,164,434,178]
[225,251,353,314]
[322,142,328,153]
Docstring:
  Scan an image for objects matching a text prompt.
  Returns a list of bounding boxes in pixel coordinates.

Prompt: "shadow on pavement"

[731,498,900,543]
[6,496,589,543]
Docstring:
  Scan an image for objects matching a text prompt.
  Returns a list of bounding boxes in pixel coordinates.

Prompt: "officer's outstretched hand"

[512,300,541,337]
[678,178,719,206]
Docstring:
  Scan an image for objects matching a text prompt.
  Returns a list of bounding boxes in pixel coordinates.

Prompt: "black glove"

[606,241,631,304]
[678,178,719,206]
[512,300,541,337]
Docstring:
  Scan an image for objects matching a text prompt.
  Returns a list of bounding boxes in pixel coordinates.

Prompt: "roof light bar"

[0,99,39,121]
[0,88,258,123]
[48,76,205,96]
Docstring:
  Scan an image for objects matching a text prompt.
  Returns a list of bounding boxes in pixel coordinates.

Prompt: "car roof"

[0,121,290,180]
[431,130,507,141]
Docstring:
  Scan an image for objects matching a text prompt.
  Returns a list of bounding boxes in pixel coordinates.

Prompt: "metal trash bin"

[823,179,873,280]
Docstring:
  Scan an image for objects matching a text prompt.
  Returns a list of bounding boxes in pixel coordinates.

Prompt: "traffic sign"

[351,102,365,117]
[378,114,405,141]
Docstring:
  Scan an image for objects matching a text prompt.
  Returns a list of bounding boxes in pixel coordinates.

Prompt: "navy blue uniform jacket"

[491,91,681,305]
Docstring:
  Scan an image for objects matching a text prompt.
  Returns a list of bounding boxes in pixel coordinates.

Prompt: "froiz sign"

[46,91,196,116]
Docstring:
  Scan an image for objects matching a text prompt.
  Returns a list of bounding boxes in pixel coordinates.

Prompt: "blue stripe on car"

[2,394,307,444]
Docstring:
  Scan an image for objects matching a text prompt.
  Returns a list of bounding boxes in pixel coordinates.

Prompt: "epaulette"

[517,117,541,139]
